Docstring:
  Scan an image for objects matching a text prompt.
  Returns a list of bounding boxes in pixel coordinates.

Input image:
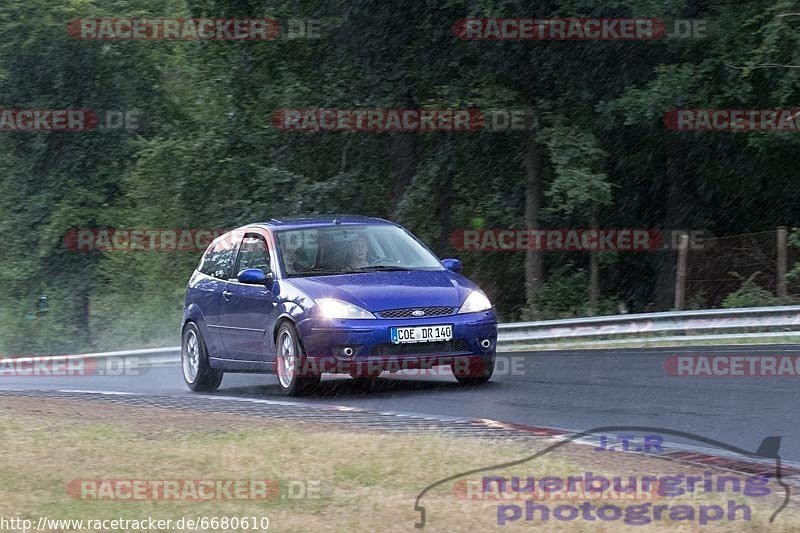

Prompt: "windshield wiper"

[348,265,414,272]
[289,268,345,277]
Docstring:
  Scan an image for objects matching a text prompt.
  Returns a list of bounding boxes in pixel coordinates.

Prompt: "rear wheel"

[276,322,320,396]
[182,322,223,392]
[451,353,495,385]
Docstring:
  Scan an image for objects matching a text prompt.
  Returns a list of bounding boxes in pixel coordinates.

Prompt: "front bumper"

[295,310,497,375]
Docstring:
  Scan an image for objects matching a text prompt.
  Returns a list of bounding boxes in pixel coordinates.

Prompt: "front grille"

[378,306,455,319]
[370,339,471,357]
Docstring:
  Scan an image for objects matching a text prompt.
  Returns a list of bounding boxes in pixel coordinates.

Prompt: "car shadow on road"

[218,374,500,400]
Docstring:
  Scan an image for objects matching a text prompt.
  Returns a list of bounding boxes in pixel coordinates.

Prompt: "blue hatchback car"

[181,216,498,395]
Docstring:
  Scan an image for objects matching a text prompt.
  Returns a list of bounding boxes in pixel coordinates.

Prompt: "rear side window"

[199,237,237,279]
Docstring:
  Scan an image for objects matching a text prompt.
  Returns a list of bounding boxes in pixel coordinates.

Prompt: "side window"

[199,236,237,279]
[198,243,219,276]
[235,234,271,275]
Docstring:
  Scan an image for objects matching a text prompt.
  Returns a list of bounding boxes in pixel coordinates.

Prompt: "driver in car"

[283,240,310,275]
[344,234,370,270]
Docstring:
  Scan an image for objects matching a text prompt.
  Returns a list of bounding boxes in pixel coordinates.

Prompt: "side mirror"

[441,258,462,273]
[237,268,273,286]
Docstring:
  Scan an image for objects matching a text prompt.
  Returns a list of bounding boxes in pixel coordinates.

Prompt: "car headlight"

[316,298,375,319]
[458,290,492,314]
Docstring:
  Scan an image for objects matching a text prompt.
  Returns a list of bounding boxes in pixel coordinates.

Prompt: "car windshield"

[276,225,443,277]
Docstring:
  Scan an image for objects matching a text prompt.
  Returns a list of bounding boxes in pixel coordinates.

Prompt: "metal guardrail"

[498,305,800,347]
[20,305,800,361]
[2,347,182,365]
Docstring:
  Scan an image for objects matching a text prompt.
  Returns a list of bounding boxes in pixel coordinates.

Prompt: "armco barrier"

[498,305,800,347]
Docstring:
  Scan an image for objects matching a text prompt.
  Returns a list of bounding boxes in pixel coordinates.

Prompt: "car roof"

[252,215,394,231]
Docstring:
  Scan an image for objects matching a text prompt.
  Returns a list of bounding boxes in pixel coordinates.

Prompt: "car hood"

[285,269,476,312]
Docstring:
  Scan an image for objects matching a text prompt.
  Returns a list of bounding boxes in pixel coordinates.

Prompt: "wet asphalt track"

[2,344,799,461]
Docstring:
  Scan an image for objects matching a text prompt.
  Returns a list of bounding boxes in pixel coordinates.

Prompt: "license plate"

[390,324,453,344]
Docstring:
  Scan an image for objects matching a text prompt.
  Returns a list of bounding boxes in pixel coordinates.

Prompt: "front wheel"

[275,322,320,396]
[451,353,495,385]
[182,322,223,392]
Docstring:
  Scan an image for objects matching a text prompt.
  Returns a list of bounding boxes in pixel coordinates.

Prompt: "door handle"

[222,290,232,301]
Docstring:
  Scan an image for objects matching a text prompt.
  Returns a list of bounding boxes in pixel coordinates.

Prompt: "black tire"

[451,353,495,385]
[181,322,223,392]
[275,322,321,396]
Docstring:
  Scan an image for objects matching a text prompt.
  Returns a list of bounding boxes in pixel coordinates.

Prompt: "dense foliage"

[1,0,799,353]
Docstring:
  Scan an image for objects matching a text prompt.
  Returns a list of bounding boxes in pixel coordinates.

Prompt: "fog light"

[479,339,492,350]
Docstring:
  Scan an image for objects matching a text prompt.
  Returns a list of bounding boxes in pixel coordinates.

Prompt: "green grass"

[0,398,795,532]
